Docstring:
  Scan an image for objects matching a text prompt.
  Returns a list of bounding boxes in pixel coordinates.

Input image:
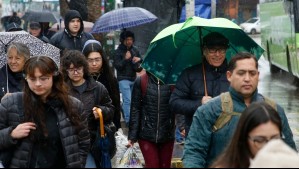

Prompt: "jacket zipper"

[156,79,160,143]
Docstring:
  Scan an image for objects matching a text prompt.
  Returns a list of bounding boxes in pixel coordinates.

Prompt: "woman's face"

[26,68,53,101]
[7,47,27,73]
[87,52,103,74]
[248,121,281,157]
[66,63,85,85]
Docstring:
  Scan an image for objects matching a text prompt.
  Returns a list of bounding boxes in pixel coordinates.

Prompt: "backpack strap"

[212,92,241,132]
[264,96,277,111]
[140,73,148,98]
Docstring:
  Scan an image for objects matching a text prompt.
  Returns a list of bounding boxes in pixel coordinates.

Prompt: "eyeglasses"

[207,48,227,54]
[248,135,281,149]
[26,77,50,85]
[66,67,83,74]
[87,58,102,63]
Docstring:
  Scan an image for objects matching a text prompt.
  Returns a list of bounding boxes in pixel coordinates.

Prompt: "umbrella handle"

[95,108,105,137]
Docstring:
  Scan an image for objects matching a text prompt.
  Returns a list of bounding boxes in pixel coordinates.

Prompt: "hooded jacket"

[50,10,94,52]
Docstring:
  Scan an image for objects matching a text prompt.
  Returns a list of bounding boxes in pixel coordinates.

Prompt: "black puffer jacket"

[50,10,94,52]
[68,78,114,143]
[128,73,175,143]
[0,93,90,168]
[114,43,143,81]
[169,59,230,133]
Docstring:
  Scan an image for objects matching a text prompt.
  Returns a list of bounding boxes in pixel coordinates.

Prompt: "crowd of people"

[0,9,299,168]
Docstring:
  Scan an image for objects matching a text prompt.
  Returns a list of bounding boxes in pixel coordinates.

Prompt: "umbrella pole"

[202,64,208,96]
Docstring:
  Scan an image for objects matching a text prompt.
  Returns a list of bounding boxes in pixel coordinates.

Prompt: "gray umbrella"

[91,7,158,33]
[0,31,60,68]
[22,11,58,23]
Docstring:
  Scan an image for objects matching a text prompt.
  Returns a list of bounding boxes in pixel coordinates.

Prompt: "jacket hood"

[64,10,84,36]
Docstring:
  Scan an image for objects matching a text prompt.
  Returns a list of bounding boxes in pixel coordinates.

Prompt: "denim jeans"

[175,127,184,143]
[85,153,96,168]
[119,80,134,123]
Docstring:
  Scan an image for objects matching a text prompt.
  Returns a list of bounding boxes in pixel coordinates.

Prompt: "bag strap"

[93,81,101,106]
[140,73,148,98]
[212,92,241,132]
[95,108,105,137]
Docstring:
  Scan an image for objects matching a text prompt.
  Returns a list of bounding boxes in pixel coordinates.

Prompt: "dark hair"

[120,30,135,43]
[61,50,90,81]
[23,56,81,137]
[227,52,258,72]
[210,101,282,168]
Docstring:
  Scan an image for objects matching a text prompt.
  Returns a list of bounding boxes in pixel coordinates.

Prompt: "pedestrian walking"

[183,52,297,167]
[170,32,230,136]
[113,30,143,126]
[0,42,30,100]
[127,72,175,168]
[0,56,90,168]
[61,50,114,168]
[29,22,49,43]
[50,10,94,54]
[82,40,121,130]
[210,101,285,168]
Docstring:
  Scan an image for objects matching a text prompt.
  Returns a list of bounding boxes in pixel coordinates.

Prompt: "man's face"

[226,58,259,98]
[124,37,134,48]
[68,18,81,35]
[203,46,227,67]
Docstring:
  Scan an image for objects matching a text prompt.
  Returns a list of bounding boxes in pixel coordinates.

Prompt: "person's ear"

[226,70,232,83]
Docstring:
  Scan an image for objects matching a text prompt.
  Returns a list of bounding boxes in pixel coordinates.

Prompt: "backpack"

[140,73,175,98]
[212,92,277,132]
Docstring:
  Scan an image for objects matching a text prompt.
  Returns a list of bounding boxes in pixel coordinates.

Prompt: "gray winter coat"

[0,92,90,168]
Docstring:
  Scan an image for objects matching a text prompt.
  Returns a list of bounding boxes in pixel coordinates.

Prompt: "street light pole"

[185,0,195,19]
[211,0,216,18]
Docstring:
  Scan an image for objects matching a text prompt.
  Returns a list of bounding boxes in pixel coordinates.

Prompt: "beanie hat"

[82,40,102,56]
[64,10,84,34]
[203,32,229,48]
[249,139,299,168]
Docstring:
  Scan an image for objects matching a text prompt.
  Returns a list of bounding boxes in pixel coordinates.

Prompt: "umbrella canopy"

[91,7,158,33]
[22,11,58,23]
[0,31,60,68]
[49,21,94,32]
[142,16,264,85]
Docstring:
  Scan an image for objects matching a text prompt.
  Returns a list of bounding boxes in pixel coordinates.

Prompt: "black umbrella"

[22,11,58,23]
[91,108,112,168]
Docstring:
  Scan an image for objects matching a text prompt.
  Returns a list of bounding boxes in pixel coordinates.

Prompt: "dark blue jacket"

[0,65,23,100]
[170,59,230,134]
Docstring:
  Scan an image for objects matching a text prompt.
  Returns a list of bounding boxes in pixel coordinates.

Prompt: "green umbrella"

[141,16,264,85]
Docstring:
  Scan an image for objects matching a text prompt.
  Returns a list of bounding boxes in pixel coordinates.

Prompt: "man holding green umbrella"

[170,32,230,136]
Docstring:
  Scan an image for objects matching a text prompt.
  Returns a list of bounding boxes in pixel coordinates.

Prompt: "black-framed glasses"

[66,67,83,74]
[207,47,227,54]
[248,134,281,149]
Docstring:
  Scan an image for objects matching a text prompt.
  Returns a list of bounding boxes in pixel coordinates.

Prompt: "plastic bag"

[117,147,143,168]
[111,129,129,168]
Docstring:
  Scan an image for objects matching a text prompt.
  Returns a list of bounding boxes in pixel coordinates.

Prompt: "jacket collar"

[203,59,228,73]
[229,87,259,104]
